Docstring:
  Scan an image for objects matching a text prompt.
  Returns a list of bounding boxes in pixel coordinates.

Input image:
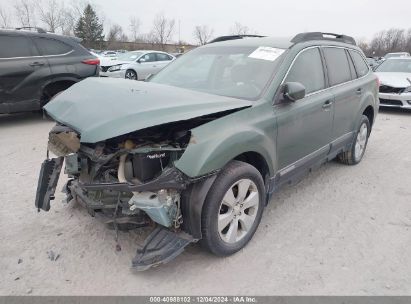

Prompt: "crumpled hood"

[44,78,252,143]
[375,72,411,88]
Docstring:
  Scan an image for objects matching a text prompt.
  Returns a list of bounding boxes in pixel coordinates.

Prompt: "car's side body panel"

[175,102,278,178]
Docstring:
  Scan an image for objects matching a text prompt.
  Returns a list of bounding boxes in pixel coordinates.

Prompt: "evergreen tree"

[74,4,104,49]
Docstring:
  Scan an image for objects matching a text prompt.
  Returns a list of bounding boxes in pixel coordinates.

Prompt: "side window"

[350,50,369,77]
[156,53,172,61]
[34,37,72,55]
[285,48,325,94]
[0,35,37,58]
[346,50,357,79]
[140,53,156,62]
[323,47,351,86]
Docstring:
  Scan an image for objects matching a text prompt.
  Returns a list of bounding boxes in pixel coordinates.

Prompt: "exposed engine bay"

[35,113,229,270]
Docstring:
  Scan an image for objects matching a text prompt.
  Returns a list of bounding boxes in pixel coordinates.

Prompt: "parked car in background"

[101,51,118,58]
[171,52,184,58]
[0,27,100,114]
[100,50,175,80]
[384,52,410,59]
[366,57,380,70]
[374,57,411,109]
[37,32,378,270]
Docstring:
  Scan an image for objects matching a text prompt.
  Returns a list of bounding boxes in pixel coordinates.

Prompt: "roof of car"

[0,28,82,43]
[203,36,293,49]
[203,33,357,50]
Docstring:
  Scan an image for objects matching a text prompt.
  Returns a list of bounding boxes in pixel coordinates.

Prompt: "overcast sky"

[2,0,411,43]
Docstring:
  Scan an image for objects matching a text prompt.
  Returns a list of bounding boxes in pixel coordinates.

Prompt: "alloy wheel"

[354,122,368,162]
[218,179,259,244]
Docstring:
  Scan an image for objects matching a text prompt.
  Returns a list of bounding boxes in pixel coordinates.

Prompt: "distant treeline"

[358,28,411,57]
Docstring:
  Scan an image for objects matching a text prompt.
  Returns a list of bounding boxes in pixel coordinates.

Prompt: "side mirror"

[138,58,146,63]
[283,82,306,102]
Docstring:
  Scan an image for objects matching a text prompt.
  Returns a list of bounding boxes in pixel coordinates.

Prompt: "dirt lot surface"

[0,109,410,296]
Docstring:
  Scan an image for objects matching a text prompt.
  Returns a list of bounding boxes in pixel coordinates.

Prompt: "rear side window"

[346,51,357,79]
[156,53,173,61]
[34,37,72,56]
[285,48,325,94]
[0,35,37,58]
[140,53,156,62]
[323,47,351,86]
[350,51,369,77]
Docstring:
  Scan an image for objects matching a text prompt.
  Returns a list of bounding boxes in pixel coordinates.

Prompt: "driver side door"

[275,47,334,181]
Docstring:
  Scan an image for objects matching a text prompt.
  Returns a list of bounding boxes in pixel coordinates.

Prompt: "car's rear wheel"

[201,160,265,256]
[338,115,370,165]
[125,70,137,80]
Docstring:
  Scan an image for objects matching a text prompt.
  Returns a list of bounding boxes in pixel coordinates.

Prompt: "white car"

[374,57,411,109]
[100,51,175,80]
[384,52,410,59]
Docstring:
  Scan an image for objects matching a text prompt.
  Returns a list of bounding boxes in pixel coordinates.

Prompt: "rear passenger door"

[275,47,334,174]
[0,34,46,112]
[322,47,362,145]
[136,52,158,79]
[155,52,174,71]
[32,37,74,75]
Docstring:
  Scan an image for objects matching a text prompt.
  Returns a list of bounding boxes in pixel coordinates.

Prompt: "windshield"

[376,59,411,73]
[150,46,285,100]
[117,51,143,62]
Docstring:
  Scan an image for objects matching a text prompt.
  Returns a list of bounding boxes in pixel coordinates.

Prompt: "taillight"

[82,58,100,65]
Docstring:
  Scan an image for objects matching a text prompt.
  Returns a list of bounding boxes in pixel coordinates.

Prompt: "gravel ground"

[0,109,410,296]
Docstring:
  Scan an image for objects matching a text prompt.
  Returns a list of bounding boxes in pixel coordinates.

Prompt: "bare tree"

[193,25,213,45]
[14,0,37,28]
[230,22,250,35]
[107,24,128,49]
[36,0,64,32]
[150,13,175,50]
[405,29,411,54]
[60,8,76,36]
[367,28,408,57]
[0,5,12,28]
[129,17,141,43]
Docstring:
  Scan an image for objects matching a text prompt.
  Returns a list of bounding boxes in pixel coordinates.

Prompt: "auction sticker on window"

[248,46,284,61]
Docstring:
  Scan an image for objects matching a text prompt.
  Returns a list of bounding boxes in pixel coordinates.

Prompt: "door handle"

[356,88,362,95]
[30,62,45,67]
[322,100,333,110]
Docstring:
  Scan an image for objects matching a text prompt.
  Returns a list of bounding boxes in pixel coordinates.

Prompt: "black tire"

[125,69,138,80]
[338,115,370,165]
[200,160,265,256]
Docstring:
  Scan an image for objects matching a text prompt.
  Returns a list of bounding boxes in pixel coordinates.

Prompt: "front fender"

[175,108,276,178]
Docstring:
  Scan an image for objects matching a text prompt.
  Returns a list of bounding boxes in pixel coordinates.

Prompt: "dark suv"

[0,28,99,114]
[36,32,379,270]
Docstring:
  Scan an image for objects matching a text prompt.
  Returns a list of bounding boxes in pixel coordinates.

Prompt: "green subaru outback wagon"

[36,32,379,270]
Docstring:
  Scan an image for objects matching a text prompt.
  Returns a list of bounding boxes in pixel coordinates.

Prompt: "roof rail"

[208,35,265,44]
[291,32,356,45]
[15,27,47,34]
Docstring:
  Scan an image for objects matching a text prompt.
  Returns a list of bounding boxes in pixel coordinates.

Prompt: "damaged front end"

[35,119,218,271]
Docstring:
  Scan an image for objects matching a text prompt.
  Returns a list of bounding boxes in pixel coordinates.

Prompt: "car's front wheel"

[201,161,265,256]
[125,69,137,80]
[338,115,370,165]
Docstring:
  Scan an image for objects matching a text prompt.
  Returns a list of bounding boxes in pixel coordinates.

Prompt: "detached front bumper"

[379,92,411,109]
[35,157,64,211]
